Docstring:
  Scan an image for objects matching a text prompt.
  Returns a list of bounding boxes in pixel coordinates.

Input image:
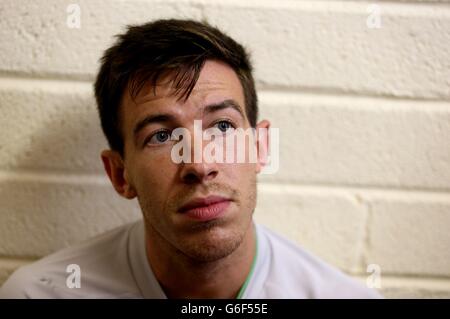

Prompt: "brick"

[204,1,450,99]
[4,83,449,190]
[254,183,367,272]
[0,78,106,173]
[0,173,141,257]
[364,192,450,277]
[1,1,449,99]
[0,0,202,79]
[258,91,450,190]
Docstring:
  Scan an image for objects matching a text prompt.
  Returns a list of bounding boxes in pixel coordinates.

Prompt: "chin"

[180,225,245,263]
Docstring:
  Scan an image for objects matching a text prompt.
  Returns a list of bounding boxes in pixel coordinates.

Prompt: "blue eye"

[148,130,170,144]
[215,120,234,133]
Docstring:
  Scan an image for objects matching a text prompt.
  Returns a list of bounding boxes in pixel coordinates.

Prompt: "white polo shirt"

[0,220,381,298]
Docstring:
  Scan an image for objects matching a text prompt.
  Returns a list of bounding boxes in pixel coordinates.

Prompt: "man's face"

[108,60,268,262]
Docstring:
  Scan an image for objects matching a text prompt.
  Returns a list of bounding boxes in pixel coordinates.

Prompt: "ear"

[101,150,137,199]
[255,120,271,174]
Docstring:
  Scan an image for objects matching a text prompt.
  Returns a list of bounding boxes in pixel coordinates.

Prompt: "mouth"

[178,195,232,221]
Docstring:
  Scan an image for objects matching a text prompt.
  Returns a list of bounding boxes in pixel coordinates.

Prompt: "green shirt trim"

[236,229,258,299]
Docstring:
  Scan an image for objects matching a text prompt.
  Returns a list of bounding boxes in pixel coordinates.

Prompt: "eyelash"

[143,119,238,147]
[143,128,171,147]
[212,118,237,131]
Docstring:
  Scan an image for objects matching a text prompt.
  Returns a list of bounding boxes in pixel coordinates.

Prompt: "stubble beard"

[139,179,257,264]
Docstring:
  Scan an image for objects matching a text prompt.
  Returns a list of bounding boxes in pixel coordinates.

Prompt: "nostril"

[183,172,201,184]
[181,168,218,184]
[207,170,218,179]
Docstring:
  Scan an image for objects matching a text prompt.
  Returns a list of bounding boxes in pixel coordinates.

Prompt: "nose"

[179,135,220,184]
[176,120,222,184]
[180,161,218,184]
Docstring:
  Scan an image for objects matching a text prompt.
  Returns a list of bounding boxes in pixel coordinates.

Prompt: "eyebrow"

[133,114,176,137]
[133,99,245,137]
[203,99,245,119]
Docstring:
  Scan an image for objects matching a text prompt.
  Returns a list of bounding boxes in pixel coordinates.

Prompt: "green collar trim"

[236,229,258,299]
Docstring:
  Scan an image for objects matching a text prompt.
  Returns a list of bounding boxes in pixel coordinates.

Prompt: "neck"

[145,222,256,299]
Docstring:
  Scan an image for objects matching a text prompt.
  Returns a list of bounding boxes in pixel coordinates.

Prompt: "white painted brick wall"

[258,92,450,189]
[1,0,449,298]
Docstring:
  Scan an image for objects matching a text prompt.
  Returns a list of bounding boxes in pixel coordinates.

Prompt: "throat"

[145,223,257,299]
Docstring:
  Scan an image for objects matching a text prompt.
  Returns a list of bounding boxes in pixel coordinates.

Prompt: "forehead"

[120,60,246,125]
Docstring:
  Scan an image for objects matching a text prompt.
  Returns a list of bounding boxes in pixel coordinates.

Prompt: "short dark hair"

[94,19,258,156]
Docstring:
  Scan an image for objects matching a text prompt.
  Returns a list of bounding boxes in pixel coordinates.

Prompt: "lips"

[178,195,231,221]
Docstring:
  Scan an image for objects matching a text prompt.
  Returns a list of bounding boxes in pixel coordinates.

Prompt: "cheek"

[133,151,177,191]
[232,164,257,212]
[221,162,257,196]
[227,162,256,177]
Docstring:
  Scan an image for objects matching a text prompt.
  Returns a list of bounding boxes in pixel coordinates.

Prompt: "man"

[0,19,380,298]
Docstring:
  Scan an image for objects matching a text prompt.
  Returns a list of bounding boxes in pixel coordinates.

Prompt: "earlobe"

[101,150,137,199]
[122,170,137,199]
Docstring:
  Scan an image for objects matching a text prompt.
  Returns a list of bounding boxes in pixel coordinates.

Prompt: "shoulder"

[0,221,142,299]
[256,224,382,299]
